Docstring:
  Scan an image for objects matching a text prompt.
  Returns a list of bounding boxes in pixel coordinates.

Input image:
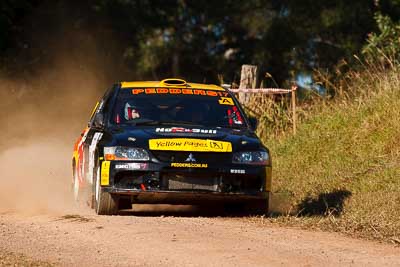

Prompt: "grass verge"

[261,70,400,244]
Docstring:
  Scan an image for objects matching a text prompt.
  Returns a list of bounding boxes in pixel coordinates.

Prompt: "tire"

[93,164,119,215]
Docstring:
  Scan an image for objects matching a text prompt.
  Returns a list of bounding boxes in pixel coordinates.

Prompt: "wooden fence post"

[239,65,257,105]
[291,85,297,135]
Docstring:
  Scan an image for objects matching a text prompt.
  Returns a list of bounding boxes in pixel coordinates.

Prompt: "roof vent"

[160,78,187,86]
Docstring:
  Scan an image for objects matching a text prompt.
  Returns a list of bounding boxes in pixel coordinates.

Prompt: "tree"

[0,0,398,86]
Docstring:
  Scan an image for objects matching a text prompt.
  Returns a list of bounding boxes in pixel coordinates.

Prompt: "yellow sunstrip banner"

[101,161,111,186]
[132,88,229,97]
[149,138,232,152]
[171,163,208,168]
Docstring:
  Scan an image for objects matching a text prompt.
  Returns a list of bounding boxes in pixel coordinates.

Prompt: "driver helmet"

[124,103,140,120]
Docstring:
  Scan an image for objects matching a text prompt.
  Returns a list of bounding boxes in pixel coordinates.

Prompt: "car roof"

[120,78,225,92]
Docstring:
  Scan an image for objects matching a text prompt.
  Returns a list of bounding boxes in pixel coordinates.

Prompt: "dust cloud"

[0,0,132,214]
[0,58,107,214]
[0,140,74,214]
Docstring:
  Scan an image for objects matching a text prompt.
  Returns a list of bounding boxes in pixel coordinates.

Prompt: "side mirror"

[249,117,258,131]
[92,113,104,129]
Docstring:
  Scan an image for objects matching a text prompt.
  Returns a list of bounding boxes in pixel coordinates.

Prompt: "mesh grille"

[168,178,216,191]
[164,173,218,191]
[162,172,263,193]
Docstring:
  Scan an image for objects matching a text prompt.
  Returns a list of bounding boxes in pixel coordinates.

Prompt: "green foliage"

[363,12,400,65]
[0,0,390,85]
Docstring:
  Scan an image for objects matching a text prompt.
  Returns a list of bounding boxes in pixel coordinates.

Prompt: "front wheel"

[93,164,119,215]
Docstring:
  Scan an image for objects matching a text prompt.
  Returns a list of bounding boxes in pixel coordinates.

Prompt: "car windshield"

[111,88,248,128]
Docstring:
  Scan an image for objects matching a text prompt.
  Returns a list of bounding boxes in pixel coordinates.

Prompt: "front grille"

[167,174,218,191]
[152,151,232,163]
[161,172,263,193]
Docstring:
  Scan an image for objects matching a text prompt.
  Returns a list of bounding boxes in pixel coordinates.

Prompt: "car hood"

[105,125,265,152]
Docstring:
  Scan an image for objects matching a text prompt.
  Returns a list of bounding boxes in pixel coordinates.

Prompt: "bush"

[363,13,400,67]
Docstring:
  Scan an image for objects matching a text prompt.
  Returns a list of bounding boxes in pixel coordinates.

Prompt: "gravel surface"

[0,208,399,267]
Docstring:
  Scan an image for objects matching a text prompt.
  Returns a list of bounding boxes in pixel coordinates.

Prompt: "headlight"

[104,147,149,161]
[232,151,270,165]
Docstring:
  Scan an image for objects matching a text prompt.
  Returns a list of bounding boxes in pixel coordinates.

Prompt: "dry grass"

[58,214,94,223]
[251,65,400,243]
[0,250,53,266]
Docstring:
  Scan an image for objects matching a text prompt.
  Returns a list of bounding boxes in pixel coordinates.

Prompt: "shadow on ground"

[113,190,351,218]
[297,190,352,216]
[118,204,256,218]
[267,190,352,217]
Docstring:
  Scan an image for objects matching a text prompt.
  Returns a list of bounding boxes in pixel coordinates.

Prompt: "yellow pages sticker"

[149,138,232,152]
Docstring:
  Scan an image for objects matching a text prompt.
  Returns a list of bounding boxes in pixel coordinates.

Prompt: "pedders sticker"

[132,88,229,97]
[171,163,208,168]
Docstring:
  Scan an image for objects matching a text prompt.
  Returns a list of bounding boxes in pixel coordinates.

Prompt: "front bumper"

[105,190,268,204]
[100,159,271,204]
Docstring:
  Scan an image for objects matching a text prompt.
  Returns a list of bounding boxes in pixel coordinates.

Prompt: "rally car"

[72,78,271,215]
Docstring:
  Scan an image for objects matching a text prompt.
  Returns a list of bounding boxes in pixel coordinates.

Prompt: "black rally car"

[72,78,271,215]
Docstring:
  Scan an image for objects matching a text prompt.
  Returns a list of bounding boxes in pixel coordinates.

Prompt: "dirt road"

[0,207,399,267]
[0,130,398,266]
[0,143,399,266]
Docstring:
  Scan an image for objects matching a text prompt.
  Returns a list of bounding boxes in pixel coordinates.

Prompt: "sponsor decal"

[128,137,136,142]
[115,163,148,170]
[76,128,90,183]
[218,97,234,105]
[185,153,196,162]
[149,138,232,152]
[132,88,229,97]
[101,161,110,186]
[88,132,103,184]
[230,169,246,174]
[156,127,217,134]
[171,163,208,168]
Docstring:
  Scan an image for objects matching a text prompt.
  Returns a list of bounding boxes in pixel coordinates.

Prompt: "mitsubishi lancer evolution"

[72,78,271,215]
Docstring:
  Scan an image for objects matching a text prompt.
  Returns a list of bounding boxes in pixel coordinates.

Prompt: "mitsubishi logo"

[185,153,196,162]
